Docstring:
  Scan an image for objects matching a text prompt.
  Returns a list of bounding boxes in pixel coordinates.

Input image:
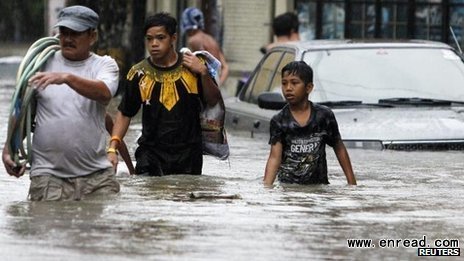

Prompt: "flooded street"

[1,60,463,260]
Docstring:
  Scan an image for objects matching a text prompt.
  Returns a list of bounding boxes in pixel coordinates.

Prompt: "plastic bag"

[201,100,229,160]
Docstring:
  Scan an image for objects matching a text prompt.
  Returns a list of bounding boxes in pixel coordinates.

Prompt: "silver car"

[225,40,464,150]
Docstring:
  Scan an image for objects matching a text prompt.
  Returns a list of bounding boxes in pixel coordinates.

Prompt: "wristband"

[110,136,121,144]
[107,147,118,155]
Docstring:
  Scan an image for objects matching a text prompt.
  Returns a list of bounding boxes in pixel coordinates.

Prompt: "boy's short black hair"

[272,12,299,37]
[144,12,177,35]
[281,61,313,85]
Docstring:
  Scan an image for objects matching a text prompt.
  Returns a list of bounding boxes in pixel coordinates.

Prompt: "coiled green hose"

[6,36,60,167]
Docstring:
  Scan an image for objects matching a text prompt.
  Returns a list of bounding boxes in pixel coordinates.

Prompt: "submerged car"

[224,40,464,150]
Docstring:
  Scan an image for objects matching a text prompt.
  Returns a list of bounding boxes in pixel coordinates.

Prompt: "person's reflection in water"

[127,174,230,201]
[6,199,107,239]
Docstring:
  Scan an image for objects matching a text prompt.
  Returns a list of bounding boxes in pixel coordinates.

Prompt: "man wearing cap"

[1,5,120,200]
[181,7,229,87]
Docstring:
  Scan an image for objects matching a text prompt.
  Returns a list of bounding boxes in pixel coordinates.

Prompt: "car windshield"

[303,47,464,103]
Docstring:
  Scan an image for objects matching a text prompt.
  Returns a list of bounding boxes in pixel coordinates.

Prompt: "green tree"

[68,0,146,92]
[0,0,44,43]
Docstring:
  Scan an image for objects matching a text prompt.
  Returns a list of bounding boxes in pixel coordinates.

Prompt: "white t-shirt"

[31,51,119,178]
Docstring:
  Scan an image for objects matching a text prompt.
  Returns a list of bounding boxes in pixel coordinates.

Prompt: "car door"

[241,50,295,104]
[227,49,295,135]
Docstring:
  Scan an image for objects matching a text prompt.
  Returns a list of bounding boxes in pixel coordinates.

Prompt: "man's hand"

[2,147,26,178]
[29,72,68,90]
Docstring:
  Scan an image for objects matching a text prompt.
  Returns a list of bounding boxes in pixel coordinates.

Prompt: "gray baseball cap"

[54,5,99,32]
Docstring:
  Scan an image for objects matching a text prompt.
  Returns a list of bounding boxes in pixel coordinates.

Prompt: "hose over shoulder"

[6,36,60,166]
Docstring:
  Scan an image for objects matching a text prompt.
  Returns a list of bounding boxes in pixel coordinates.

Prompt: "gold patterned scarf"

[127,59,199,111]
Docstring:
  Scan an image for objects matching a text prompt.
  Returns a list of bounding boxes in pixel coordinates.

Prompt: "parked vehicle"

[224,40,464,150]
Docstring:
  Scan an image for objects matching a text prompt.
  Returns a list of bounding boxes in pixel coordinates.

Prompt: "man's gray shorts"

[28,168,120,201]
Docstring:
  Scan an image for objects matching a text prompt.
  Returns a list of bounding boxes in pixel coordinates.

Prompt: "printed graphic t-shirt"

[269,102,342,184]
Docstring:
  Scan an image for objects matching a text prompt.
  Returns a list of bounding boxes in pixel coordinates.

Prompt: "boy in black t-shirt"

[263,61,357,185]
[107,13,222,176]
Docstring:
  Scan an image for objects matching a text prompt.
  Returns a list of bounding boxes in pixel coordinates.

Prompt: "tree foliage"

[1,0,147,80]
[69,0,128,49]
[0,0,44,42]
[68,0,146,90]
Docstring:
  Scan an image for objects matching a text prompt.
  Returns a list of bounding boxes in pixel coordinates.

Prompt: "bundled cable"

[6,36,60,167]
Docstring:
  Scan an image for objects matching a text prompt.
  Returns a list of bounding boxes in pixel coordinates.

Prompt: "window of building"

[296,1,317,40]
[322,2,346,39]
[379,1,409,39]
[414,1,443,41]
[449,0,464,49]
[349,0,375,39]
[295,0,464,46]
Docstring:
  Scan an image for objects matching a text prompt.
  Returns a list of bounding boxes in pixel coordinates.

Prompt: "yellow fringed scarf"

[127,59,199,111]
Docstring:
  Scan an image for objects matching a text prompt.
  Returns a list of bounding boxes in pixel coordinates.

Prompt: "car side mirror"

[257,92,286,110]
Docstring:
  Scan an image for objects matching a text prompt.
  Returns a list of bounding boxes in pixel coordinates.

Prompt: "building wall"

[221,0,273,94]
[147,0,178,15]
[46,0,66,36]
[222,0,272,72]
[274,0,293,16]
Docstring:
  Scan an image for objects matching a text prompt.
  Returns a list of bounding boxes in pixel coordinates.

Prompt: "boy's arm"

[105,114,135,175]
[333,139,357,185]
[107,111,132,172]
[182,52,221,107]
[117,139,135,175]
[263,142,283,186]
